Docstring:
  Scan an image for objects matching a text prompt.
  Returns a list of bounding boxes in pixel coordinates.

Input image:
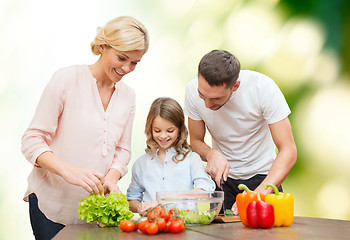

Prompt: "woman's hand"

[102,176,121,194]
[36,152,104,194]
[60,165,104,195]
[102,168,122,194]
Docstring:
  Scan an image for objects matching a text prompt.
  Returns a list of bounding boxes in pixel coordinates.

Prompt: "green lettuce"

[180,209,216,224]
[78,192,133,226]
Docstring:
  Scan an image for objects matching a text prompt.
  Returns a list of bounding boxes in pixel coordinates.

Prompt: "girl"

[21,16,149,239]
[127,97,215,213]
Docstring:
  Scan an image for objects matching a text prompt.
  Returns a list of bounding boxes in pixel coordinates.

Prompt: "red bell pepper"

[236,184,265,227]
[246,192,275,229]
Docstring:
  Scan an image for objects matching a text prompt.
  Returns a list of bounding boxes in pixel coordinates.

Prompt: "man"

[184,50,297,214]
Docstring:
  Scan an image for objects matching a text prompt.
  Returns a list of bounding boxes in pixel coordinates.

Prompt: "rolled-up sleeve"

[21,70,65,165]
[126,161,144,202]
[190,152,216,191]
[111,103,135,177]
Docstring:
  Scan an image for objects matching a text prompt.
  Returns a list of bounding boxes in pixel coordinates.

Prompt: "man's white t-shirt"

[184,70,291,180]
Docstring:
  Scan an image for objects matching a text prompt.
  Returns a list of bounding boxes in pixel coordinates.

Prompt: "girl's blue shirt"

[126,147,215,202]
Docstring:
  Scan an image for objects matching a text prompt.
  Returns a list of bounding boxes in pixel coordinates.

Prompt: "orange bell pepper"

[236,184,265,227]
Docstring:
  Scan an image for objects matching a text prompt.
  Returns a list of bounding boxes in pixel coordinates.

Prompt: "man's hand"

[231,202,239,215]
[205,149,230,187]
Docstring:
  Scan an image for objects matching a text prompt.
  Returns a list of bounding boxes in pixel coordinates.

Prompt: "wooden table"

[53,216,350,240]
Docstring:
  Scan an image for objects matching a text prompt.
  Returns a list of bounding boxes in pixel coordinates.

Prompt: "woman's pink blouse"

[21,65,135,224]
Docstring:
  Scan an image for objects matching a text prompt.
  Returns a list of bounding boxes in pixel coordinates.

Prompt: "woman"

[21,16,149,239]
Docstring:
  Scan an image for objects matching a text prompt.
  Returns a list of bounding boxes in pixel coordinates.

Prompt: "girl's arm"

[128,200,141,213]
[128,200,158,214]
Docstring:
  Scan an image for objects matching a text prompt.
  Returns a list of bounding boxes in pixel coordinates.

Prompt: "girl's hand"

[138,200,158,214]
[60,165,104,195]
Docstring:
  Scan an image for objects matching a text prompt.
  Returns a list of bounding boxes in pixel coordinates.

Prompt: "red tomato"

[146,222,158,235]
[138,220,150,234]
[165,220,172,232]
[119,220,137,232]
[170,219,185,233]
[169,208,180,216]
[156,218,166,232]
[153,206,162,214]
[160,208,170,222]
[132,220,139,231]
[147,211,158,222]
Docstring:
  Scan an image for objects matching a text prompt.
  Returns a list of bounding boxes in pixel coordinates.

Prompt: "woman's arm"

[103,168,122,194]
[36,151,104,194]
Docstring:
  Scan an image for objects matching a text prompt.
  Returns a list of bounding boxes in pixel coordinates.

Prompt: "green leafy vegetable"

[78,192,134,226]
[180,209,216,224]
[224,209,234,216]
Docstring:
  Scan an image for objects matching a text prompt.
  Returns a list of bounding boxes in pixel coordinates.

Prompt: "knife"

[220,176,225,214]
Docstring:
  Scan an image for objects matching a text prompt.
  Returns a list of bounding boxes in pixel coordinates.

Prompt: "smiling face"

[151,116,179,152]
[198,74,240,111]
[99,45,144,83]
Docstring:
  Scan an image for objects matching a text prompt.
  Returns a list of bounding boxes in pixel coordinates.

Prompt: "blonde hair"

[145,97,191,162]
[91,16,149,55]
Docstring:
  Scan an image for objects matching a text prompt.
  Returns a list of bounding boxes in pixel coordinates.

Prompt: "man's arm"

[254,117,297,195]
[188,117,230,186]
[231,117,297,215]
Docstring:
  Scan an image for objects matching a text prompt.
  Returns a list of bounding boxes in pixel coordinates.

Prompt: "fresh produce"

[265,184,294,227]
[236,184,265,227]
[179,209,216,224]
[246,192,275,229]
[119,205,185,235]
[119,220,138,232]
[224,209,234,216]
[167,218,185,233]
[78,192,134,227]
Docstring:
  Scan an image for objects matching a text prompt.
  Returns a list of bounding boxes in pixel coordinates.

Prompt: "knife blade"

[220,176,225,214]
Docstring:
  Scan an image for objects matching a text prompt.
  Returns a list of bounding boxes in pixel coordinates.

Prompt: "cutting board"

[213,215,241,223]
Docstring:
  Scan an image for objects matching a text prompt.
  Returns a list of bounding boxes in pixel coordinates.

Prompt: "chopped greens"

[224,209,234,216]
[180,209,216,224]
[78,192,134,226]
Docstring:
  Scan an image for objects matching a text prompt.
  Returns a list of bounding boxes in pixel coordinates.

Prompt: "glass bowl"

[156,191,224,225]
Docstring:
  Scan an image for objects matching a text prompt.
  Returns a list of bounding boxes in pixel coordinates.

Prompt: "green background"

[1,0,349,238]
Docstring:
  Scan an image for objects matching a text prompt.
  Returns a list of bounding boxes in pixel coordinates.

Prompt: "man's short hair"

[198,50,241,87]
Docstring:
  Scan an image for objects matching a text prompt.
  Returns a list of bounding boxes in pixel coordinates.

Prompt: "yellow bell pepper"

[265,184,294,227]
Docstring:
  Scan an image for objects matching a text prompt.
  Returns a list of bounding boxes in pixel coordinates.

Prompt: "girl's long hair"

[145,97,191,162]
